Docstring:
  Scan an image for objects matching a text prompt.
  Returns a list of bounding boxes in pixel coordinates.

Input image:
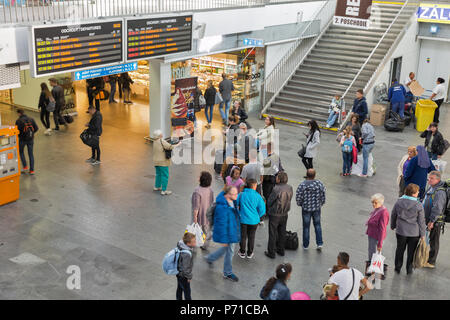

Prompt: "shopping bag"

[413,234,430,269]
[352,145,358,164]
[185,223,205,247]
[432,159,447,174]
[367,251,385,275]
[215,92,223,104]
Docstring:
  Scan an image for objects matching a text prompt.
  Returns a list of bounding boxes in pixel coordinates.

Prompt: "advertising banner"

[417,3,450,24]
[333,0,373,29]
[171,77,198,138]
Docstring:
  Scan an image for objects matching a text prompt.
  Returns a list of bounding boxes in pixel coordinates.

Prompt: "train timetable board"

[126,15,192,61]
[30,20,124,77]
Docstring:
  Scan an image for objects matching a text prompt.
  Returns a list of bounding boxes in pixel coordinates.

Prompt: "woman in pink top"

[366,193,390,261]
[225,166,244,193]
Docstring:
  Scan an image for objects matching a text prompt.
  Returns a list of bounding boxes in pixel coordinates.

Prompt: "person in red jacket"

[366,193,389,261]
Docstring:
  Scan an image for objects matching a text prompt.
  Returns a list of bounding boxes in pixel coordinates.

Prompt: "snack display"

[129,60,150,99]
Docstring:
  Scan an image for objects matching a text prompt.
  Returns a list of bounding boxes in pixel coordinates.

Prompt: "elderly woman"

[391,183,426,275]
[404,145,436,200]
[397,146,417,197]
[366,193,390,261]
[152,130,180,195]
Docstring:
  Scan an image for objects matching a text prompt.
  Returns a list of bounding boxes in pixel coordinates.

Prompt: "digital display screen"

[32,20,123,77]
[126,15,192,61]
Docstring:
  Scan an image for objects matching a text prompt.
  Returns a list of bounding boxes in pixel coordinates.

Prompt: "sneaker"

[161,190,172,195]
[91,160,101,165]
[317,245,323,251]
[246,253,254,259]
[259,221,264,226]
[153,187,162,191]
[423,262,435,268]
[359,174,368,178]
[223,274,239,282]
[29,171,35,175]
[85,158,95,163]
[237,251,246,259]
[303,246,309,250]
[326,124,330,128]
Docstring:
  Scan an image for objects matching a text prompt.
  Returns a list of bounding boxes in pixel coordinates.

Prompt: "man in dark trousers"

[91,77,105,111]
[351,89,368,125]
[219,73,235,126]
[265,171,293,259]
[85,106,103,165]
[86,78,95,109]
[422,171,447,268]
[15,109,38,175]
[49,78,65,131]
[108,74,118,104]
[388,79,406,119]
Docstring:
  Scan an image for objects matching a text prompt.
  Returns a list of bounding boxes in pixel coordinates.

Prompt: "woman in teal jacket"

[237,179,266,258]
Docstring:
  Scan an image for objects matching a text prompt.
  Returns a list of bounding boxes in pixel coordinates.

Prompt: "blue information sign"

[74,62,138,81]
[243,38,264,47]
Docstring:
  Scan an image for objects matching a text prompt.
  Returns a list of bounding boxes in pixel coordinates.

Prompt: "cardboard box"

[370,104,387,126]
[408,80,425,97]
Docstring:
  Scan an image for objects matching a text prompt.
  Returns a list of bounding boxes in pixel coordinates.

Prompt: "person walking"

[265,172,293,259]
[430,77,446,123]
[15,109,38,175]
[257,115,275,159]
[397,146,417,197]
[302,120,320,170]
[260,263,292,300]
[38,82,52,135]
[237,179,266,259]
[388,79,406,119]
[225,166,245,193]
[365,194,389,261]
[108,74,118,103]
[340,127,356,176]
[422,171,447,268]
[152,130,180,195]
[204,186,241,282]
[420,122,445,160]
[296,169,325,250]
[351,89,368,125]
[326,94,344,128]
[360,119,375,177]
[49,78,65,131]
[176,232,196,300]
[326,252,371,300]
[85,106,103,166]
[204,80,216,129]
[218,73,235,126]
[192,171,214,250]
[390,183,426,274]
[404,145,436,200]
[121,72,134,104]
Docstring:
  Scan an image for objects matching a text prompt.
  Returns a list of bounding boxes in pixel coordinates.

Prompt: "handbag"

[46,99,56,112]
[161,139,172,159]
[352,144,358,164]
[297,144,306,158]
[215,92,223,104]
[80,129,99,147]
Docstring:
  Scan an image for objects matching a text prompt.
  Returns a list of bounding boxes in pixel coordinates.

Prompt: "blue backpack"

[342,138,353,153]
[162,247,192,275]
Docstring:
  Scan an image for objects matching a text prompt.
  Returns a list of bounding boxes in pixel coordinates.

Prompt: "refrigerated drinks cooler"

[0,126,20,206]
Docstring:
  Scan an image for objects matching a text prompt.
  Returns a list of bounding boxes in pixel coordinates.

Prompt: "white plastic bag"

[185,223,205,247]
[367,251,385,275]
[432,159,447,174]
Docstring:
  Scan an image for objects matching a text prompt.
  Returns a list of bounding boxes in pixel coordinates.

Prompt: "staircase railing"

[260,0,337,115]
[338,0,419,131]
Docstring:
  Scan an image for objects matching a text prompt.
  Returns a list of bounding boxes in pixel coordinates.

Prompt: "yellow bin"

[415,99,437,132]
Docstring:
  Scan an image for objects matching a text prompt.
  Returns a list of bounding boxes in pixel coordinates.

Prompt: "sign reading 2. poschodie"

[333,0,373,29]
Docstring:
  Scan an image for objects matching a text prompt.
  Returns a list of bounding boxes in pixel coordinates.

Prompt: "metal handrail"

[260,0,336,115]
[338,0,418,131]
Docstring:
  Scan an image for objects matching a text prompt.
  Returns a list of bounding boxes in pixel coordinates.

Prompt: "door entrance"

[390,56,402,85]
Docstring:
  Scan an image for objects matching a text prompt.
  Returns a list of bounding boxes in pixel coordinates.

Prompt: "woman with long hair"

[404,145,436,200]
[38,82,53,135]
[203,80,216,128]
[260,263,292,300]
[350,114,362,152]
[302,120,320,170]
[257,115,275,159]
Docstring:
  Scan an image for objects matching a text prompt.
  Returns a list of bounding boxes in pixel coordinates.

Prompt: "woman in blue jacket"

[205,186,241,282]
[237,179,266,259]
[404,145,436,200]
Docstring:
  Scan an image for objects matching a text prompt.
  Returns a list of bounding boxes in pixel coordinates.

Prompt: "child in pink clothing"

[226,166,244,193]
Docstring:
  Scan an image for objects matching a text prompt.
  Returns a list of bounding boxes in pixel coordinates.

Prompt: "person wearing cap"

[85,106,103,165]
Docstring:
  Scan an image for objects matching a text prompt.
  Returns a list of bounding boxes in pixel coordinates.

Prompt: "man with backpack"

[15,109,38,175]
[49,78,65,131]
[422,171,448,268]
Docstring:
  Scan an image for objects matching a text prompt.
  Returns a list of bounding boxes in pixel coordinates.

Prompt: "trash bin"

[415,99,437,132]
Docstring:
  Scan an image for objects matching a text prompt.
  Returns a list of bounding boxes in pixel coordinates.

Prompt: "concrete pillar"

[149,59,172,138]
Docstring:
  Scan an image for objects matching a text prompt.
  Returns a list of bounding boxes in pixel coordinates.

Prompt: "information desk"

[0,126,20,206]
[31,20,124,77]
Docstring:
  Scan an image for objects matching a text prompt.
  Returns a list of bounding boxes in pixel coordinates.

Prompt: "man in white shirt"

[430,77,446,123]
[326,252,371,300]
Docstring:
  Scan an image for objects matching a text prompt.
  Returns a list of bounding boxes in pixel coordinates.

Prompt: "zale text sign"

[126,15,192,60]
[33,21,123,76]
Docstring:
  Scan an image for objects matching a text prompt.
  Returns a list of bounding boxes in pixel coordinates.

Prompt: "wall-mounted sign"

[333,0,373,29]
[126,15,192,61]
[417,3,450,24]
[243,38,264,47]
[73,62,138,81]
[30,20,124,77]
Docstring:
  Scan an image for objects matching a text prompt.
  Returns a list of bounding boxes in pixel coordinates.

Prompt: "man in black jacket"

[85,106,103,165]
[421,122,446,160]
[91,77,105,111]
[49,78,65,130]
[265,171,293,259]
[15,109,38,174]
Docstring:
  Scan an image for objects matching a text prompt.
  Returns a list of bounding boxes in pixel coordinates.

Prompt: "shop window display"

[128,60,150,100]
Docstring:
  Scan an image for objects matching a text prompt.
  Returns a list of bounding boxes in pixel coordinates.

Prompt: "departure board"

[126,15,192,61]
[31,20,123,77]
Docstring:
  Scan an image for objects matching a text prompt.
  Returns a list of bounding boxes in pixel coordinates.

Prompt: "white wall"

[0,27,29,64]
[265,41,297,76]
[366,18,420,108]
[417,39,450,101]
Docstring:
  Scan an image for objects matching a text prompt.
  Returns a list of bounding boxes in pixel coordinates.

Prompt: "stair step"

[326,28,395,39]
[320,37,392,48]
[292,75,366,87]
[322,34,393,43]
[276,94,335,108]
[270,101,330,116]
[279,89,344,103]
[299,64,373,77]
[304,58,378,70]
[315,43,377,53]
[266,109,330,126]
[308,53,383,64]
[311,48,385,59]
[294,68,359,81]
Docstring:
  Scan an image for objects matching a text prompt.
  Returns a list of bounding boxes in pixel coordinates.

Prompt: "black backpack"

[285,231,299,250]
[21,117,35,141]
[437,179,450,224]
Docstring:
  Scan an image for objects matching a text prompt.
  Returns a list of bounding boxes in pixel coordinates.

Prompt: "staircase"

[263,2,418,129]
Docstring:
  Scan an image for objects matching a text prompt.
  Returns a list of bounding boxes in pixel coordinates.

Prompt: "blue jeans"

[109,80,116,102]
[362,143,374,175]
[154,166,169,191]
[342,151,352,174]
[427,151,437,160]
[392,101,405,118]
[302,209,323,248]
[205,104,214,124]
[19,140,34,171]
[219,99,231,123]
[327,110,338,127]
[206,244,234,276]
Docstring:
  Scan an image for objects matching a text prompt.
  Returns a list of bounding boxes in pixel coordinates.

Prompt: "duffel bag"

[285,231,299,250]
[384,118,405,132]
[80,129,99,147]
[64,114,74,124]
[58,114,66,125]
